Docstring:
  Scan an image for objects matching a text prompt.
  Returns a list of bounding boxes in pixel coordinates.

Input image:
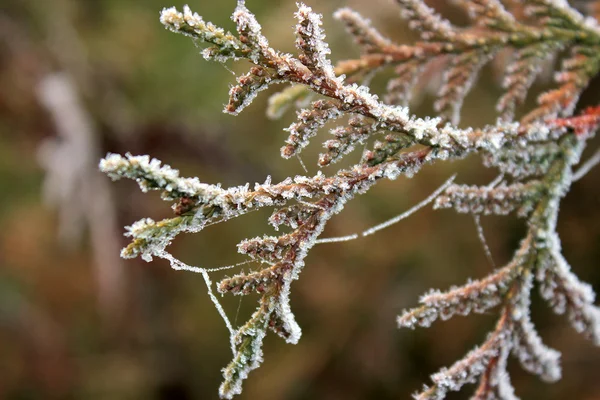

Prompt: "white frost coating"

[484,141,561,179]
[315,233,358,244]
[183,5,202,26]
[204,260,254,273]
[487,173,505,189]
[283,103,343,157]
[232,1,268,62]
[421,329,508,398]
[103,153,385,262]
[295,3,336,79]
[399,235,531,329]
[201,269,238,355]
[539,233,600,345]
[100,153,211,198]
[276,273,303,344]
[226,74,283,115]
[110,3,600,399]
[458,0,516,27]
[530,0,600,38]
[270,189,362,346]
[219,305,270,399]
[434,180,540,216]
[511,274,562,382]
[160,5,244,62]
[396,0,456,41]
[160,6,184,28]
[436,50,496,126]
[494,345,518,400]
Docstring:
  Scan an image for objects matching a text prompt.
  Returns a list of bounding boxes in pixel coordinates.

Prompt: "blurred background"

[1,0,599,399]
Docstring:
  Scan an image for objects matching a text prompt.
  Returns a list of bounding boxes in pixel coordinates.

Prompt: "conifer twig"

[101,1,600,398]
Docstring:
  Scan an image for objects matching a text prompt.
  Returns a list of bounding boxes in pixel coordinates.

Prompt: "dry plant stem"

[101,1,600,399]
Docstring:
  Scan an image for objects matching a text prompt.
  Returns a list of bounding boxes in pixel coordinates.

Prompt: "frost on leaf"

[295,3,336,79]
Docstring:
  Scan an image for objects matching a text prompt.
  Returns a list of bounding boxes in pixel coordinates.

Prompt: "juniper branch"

[100,1,600,398]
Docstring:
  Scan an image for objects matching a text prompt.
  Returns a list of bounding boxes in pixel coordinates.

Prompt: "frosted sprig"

[226,66,281,115]
[415,318,512,399]
[537,234,600,344]
[161,2,569,166]
[331,0,600,129]
[101,1,600,399]
[398,235,531,329]
[160,5,248,61]
[525,0,600,35]
[471,344,516,400]
[511,273,562,382]
[282,99,342,158]
[396,0,457,41]
[219,297,272,399]
[100,153,199,197]
[435,49,496,125]
[483,141,562,179]
[231,1,274,63]
[401,122,598,399]
[333,8,394,54]
[433,181,543,216]
[523,45,600,123]
[295,3,336,79]
[498,42,563,121]
[385,60,427,106]
[100,143,435,397]
[454,0,518,30]
[411,257,558,399]
[319,116,386,166]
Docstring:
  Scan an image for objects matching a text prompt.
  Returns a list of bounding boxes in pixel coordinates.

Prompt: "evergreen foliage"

[101,1,600,398]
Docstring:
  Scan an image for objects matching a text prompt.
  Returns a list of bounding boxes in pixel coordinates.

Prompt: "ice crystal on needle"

[102,1,600,398]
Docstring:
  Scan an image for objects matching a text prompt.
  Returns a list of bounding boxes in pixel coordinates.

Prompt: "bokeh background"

[1,0,599,399]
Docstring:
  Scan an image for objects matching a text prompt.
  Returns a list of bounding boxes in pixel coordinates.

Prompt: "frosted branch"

[103,2,600,399]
